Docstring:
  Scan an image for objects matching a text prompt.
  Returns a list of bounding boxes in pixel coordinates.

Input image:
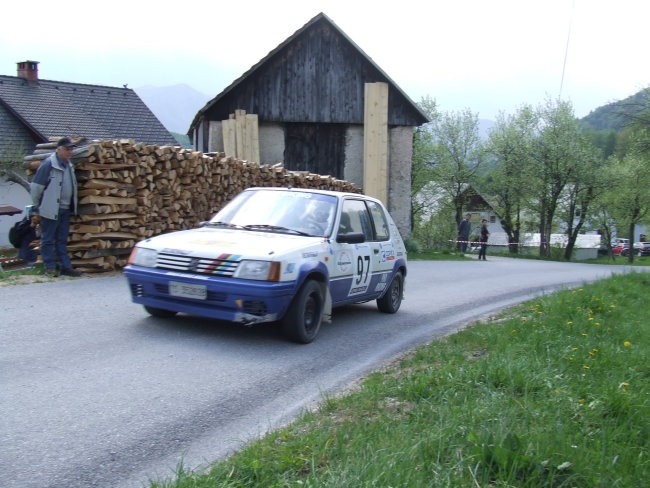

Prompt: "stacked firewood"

[24,139,361,273]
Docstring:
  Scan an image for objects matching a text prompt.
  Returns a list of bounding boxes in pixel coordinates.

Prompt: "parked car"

[611,238,649,257]
[124,187,407,343]
[611,238,630,256]
[634,241,650,256]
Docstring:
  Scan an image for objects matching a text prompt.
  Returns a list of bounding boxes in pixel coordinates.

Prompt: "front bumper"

[123,265,297,325]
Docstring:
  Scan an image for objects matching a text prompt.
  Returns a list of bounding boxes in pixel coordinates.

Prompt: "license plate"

[169,281,207,300]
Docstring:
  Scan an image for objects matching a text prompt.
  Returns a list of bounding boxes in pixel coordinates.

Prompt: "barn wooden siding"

[202,19,424,127]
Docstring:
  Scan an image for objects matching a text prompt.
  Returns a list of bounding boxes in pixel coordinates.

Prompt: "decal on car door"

[348,244,372,296]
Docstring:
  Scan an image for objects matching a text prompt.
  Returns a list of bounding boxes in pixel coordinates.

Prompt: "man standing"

[457,212,472,254]
[478,218,490,261]
[31,137,82,277]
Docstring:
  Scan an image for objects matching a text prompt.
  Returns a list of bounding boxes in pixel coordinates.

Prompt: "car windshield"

[210,190,337,237]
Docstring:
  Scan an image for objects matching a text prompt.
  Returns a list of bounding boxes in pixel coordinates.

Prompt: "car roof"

[244,186,376,202]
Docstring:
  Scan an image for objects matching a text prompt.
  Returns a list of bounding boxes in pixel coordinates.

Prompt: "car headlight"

[235,260,281,281]
[128,247,158,268]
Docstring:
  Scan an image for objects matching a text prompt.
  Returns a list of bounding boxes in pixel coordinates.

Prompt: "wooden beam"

[235,109,246,159]
[245,113,260,163]
[222,118,237,158]
[363,82,389,204]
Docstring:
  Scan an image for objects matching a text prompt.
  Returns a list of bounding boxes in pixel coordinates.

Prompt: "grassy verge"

[151,271,649,488]
[407,249,650,266]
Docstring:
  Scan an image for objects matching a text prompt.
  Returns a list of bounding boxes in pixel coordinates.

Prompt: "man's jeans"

[40,208,72,271]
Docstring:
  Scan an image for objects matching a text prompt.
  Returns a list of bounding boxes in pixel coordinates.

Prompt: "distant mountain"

[580,88,649,132]
[135,84,211,135]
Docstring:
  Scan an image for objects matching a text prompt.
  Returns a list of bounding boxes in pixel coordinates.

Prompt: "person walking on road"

[30,137,82,277]
[478,218,490,261]
[457,212,472,254]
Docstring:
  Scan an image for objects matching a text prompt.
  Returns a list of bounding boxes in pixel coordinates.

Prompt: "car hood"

[138,227,325,259]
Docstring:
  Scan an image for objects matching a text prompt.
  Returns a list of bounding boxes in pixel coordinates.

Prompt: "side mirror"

[336,232,365,244]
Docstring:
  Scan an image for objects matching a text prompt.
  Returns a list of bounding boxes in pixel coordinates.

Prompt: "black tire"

[144,306,178,318]
[377,271,404,314]
[281,280,323,344]
[621,249,629,257]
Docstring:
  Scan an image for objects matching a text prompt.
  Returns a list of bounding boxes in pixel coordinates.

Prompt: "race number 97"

[356,255,370,285]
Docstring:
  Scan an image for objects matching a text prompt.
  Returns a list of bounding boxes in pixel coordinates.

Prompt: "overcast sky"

[2,0,648,120]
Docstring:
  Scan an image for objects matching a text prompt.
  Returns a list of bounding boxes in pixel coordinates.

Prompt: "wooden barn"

[188,12,429,236]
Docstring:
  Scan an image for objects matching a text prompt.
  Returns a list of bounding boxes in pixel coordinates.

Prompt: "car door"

[329,198,394,304]
[364,199,397,297]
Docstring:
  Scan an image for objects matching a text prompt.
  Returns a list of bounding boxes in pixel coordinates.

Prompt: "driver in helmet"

[304,199,333,236]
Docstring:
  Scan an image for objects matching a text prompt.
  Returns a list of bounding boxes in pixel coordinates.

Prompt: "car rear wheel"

[144,306,178,318]
[281,280,323,344]
[377,271,404,314]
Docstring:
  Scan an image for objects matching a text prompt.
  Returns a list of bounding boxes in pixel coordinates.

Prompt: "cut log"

[78,195,137,205]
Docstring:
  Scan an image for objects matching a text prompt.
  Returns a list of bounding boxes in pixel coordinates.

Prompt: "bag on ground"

[8,218,31,248]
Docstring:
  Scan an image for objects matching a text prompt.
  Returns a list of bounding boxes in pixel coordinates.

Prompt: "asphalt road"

[0,257,638,488]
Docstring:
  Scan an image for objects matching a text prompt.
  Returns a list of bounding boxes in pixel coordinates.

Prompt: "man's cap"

[57,136,76,148]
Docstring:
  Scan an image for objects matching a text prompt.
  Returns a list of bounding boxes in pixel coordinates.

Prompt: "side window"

[367,201,389,241]
[340,199,372,240]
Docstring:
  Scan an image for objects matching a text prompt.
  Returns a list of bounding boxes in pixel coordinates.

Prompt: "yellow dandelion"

[624,341,631,347]
[619,382,630,389]
[582,365,590,370]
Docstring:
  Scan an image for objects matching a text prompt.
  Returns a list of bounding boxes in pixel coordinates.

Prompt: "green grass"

[407,248,650,266]
[151,272,650,488]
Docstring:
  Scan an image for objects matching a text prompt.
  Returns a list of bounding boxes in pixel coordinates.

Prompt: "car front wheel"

[377,271,404,314]
[281,280,323,344]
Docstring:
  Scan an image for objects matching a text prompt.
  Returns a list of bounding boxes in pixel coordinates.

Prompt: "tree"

[484,105,537,253]
[411,96,438,230]
[605,141,650,263]
[0,143,31,193]
[591,202,618,257]
[428,108,484,226]
[531,99,584,257]
[558,140,609,260]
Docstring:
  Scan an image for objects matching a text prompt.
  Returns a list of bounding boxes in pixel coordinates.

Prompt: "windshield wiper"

[242,224,312,236]
[205,221,243,229]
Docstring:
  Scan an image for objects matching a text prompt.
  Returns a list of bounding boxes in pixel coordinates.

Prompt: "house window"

[490,216,496,223]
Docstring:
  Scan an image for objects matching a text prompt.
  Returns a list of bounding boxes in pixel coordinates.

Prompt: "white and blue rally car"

[124,187,407,343]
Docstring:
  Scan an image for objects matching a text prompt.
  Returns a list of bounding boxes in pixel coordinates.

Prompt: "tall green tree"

[557,139,609,260]
[428,108,484,226]
[484,105,537,252]
[411,96,438,230]
[531,99,584,257]
[605,139,650,263]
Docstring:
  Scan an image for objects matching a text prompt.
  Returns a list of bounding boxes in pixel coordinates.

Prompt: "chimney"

[17,60,39,82]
